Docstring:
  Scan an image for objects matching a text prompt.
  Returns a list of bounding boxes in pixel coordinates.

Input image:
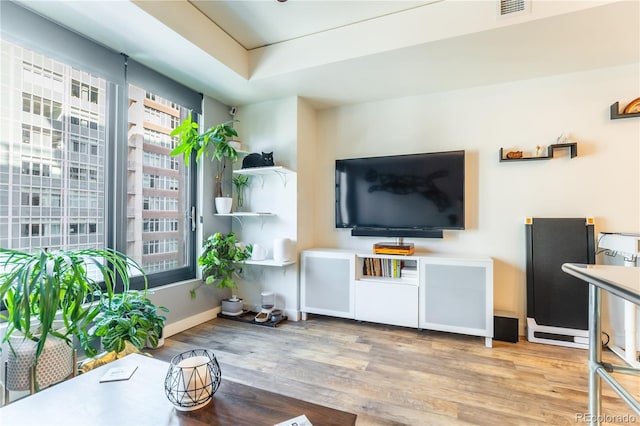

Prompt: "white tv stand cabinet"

[300,249,494,347]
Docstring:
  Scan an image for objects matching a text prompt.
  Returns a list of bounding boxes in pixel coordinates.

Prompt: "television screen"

[335,151,465,234]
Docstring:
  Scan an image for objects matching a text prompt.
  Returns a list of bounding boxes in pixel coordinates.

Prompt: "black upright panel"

[526,218,595,331]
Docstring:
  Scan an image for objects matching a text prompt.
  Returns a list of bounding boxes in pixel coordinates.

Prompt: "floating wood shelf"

[499,143,577,162]
[610,102,640,120]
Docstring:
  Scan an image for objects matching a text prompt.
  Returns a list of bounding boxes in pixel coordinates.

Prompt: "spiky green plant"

[0,247,146,362]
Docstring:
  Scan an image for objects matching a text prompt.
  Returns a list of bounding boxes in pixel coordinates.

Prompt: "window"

[1,10,200,289]
[22,126,30,143]
[22,93,30,112]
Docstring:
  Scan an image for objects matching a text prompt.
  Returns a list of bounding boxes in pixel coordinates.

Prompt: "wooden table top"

[1,353,356,426]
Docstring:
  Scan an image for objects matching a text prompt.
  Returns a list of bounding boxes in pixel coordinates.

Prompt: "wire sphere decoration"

[164,349,222,411]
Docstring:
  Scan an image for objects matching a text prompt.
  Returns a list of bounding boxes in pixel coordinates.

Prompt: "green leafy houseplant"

[0,247,144,362]
[170,113,240,197]
[199,232,252,290]
[90,290,168,353]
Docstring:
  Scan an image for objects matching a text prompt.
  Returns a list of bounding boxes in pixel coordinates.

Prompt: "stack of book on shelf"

[362,258,411,279]
[400,265,418,281]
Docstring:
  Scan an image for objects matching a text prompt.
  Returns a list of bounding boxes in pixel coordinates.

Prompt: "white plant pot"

[5,332,74,391]
[215,197,232,214]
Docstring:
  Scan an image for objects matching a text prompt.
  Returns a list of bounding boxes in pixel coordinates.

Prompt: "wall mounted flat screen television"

[335,150,465,238]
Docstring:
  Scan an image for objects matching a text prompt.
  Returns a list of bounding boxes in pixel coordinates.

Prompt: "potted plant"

[0,247,143,389]
[90,290,168,353]
[232,174,250,211]
[170,113,240,213]
[196,232,252,311]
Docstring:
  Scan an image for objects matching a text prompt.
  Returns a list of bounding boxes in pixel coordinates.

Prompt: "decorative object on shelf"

[506,150,523,159]
[555,132,571,145]
[623,97,640,114]
[169,113,241,208]
[241,152,274,169]
[499,142,577,162]
[610,100,640,119]
[232,174,250,210]
[273,238,293,262]
[164,349,221,411]
[251,243,267,261]
[197,232,252,294]
[0,247,144,389]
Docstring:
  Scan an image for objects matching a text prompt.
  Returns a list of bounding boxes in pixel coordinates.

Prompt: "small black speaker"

[494,313,518,343]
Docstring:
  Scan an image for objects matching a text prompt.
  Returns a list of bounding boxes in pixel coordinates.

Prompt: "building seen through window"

[0,40,194,282]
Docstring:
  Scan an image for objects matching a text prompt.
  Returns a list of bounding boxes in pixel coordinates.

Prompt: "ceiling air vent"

[498,0,530,17]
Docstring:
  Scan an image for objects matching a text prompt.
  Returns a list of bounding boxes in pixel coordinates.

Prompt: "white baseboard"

[163,307,221,338]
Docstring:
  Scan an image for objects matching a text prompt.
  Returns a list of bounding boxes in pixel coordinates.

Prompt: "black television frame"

[335,150,465,239]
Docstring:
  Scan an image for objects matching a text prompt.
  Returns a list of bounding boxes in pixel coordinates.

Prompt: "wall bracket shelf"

[610,102,640,120]
[214,212,274,228]
[499,143,577,162]
[233,166,295,188]
[245,259,295,267]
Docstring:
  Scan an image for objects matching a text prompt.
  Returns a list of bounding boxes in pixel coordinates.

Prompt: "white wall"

[234,97,300,318]
[314,63,640,333]
[296,98,317,252]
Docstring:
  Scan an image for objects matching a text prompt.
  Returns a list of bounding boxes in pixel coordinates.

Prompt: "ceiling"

[189,1,436,50]
[14,0,640,109]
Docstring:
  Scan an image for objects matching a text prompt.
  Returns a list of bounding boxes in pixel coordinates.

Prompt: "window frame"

[1,2,201,290]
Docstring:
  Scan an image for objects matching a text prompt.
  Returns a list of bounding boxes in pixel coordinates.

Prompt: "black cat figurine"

[242,152,274,169]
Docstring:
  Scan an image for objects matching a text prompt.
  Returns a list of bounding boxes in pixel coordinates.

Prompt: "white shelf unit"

[355,254,419,328]
[300,249,494,346]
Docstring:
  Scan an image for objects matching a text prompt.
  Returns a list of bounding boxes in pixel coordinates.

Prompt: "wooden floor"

[151,315,639,425]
